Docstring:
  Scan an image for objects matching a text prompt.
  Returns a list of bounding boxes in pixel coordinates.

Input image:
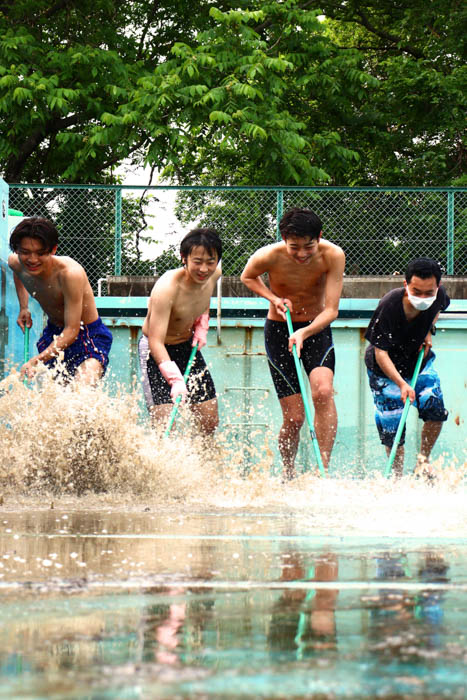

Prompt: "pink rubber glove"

[192,312,209,350]
[159,361,187,402]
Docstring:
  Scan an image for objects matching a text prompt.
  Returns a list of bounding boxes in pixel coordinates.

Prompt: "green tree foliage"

[320,0,467,185]
[0,0,217,183]
[0,0,465,186]
[82,3,370,186]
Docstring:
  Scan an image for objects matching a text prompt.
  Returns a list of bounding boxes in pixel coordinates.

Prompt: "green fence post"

[114,187,122,276]
[276,189,283,241]
[447,190,454,275]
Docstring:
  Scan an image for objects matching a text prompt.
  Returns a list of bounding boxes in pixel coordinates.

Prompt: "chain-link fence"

[9,185,467,292]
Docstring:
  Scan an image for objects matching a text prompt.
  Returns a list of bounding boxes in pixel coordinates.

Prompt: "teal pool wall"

[95,296,466,476]
[0,179,43,376]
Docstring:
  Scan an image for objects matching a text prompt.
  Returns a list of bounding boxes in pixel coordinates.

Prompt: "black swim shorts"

[139,336,216,407]
[264,319,335,400]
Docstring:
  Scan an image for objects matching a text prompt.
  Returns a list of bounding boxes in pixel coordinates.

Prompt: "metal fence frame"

[9,184,466,289]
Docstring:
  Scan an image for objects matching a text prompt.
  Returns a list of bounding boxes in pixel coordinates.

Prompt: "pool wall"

[0,179,43,376]
[94,296,466,475]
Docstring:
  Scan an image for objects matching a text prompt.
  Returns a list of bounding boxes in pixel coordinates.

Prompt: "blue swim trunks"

[367,355,448,448]
[37,317,113,378]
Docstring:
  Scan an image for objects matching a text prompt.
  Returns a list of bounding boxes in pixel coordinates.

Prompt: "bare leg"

[309,367,336,470]
[311,554,339,641]
[74,358,104,386]
[415,420,443,477]
[150,403,173,431]
[189,397,219,436]
[385,444,405,478]
[420,421,443,461]
[278,394,305,480]
[151,398,218,437]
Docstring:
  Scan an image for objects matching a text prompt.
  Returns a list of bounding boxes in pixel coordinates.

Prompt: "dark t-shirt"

[364,286,450,378]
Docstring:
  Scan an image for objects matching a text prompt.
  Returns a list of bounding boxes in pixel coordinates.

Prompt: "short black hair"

[405,258,442,285]
[180,228,222,262]
[279,207,322,241]
[9,217,58,253]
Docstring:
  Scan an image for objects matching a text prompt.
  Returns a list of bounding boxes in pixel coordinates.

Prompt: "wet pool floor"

[0,506,466,699]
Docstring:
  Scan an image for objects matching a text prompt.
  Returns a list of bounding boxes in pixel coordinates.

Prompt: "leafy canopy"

[0,0,465,185]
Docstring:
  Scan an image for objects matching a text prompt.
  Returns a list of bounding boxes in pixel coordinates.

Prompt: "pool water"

[0,506,466,699]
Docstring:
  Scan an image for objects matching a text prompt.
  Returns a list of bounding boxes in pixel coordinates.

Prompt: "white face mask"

[407,291,437,311]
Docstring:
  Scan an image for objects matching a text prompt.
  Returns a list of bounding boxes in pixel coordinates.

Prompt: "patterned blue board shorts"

[367,355,448,447]
[37,317,113,378]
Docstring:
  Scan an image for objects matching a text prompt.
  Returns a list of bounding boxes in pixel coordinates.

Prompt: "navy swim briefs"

[37,317,112,377]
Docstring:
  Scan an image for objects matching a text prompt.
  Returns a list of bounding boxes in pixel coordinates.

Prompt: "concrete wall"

[106,275,467,299]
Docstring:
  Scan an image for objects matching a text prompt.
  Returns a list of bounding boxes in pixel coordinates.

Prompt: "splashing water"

[0,367,465,538]
[0,368,220,500]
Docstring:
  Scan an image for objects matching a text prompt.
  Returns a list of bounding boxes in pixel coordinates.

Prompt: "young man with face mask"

[365,258,449,478]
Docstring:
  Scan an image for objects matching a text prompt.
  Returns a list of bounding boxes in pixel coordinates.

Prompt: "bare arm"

[147,280,174,365]
[13,272,32,331]
[146,277,190,402]
[241,249,293,318]
[374,348,415,403]
[288,247,345,356]
[301,248,345,339]
[34,268,84,364]
[191,264,221,350]
[19,267,86,378]
[8,255,31,331]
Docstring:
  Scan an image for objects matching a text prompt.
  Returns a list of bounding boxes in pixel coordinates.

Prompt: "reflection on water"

[369,551,450,659]
[268,552,339,661]
[0,508,466,699]
[366,551,454,690]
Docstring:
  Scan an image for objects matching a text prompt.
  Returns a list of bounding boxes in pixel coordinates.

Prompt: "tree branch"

[5,113,82,182]
[137,4,160,61]
[98,135,149,171]
[135,163,158,260]
[353,8,424,59]
[41,0,76,20]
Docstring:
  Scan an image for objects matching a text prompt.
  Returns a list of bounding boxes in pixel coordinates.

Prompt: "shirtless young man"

[241,207,345,479]
[139,228,222,434]
[8,217,112,383]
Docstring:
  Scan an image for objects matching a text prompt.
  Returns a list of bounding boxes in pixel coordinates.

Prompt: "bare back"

[9,254,98,326]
